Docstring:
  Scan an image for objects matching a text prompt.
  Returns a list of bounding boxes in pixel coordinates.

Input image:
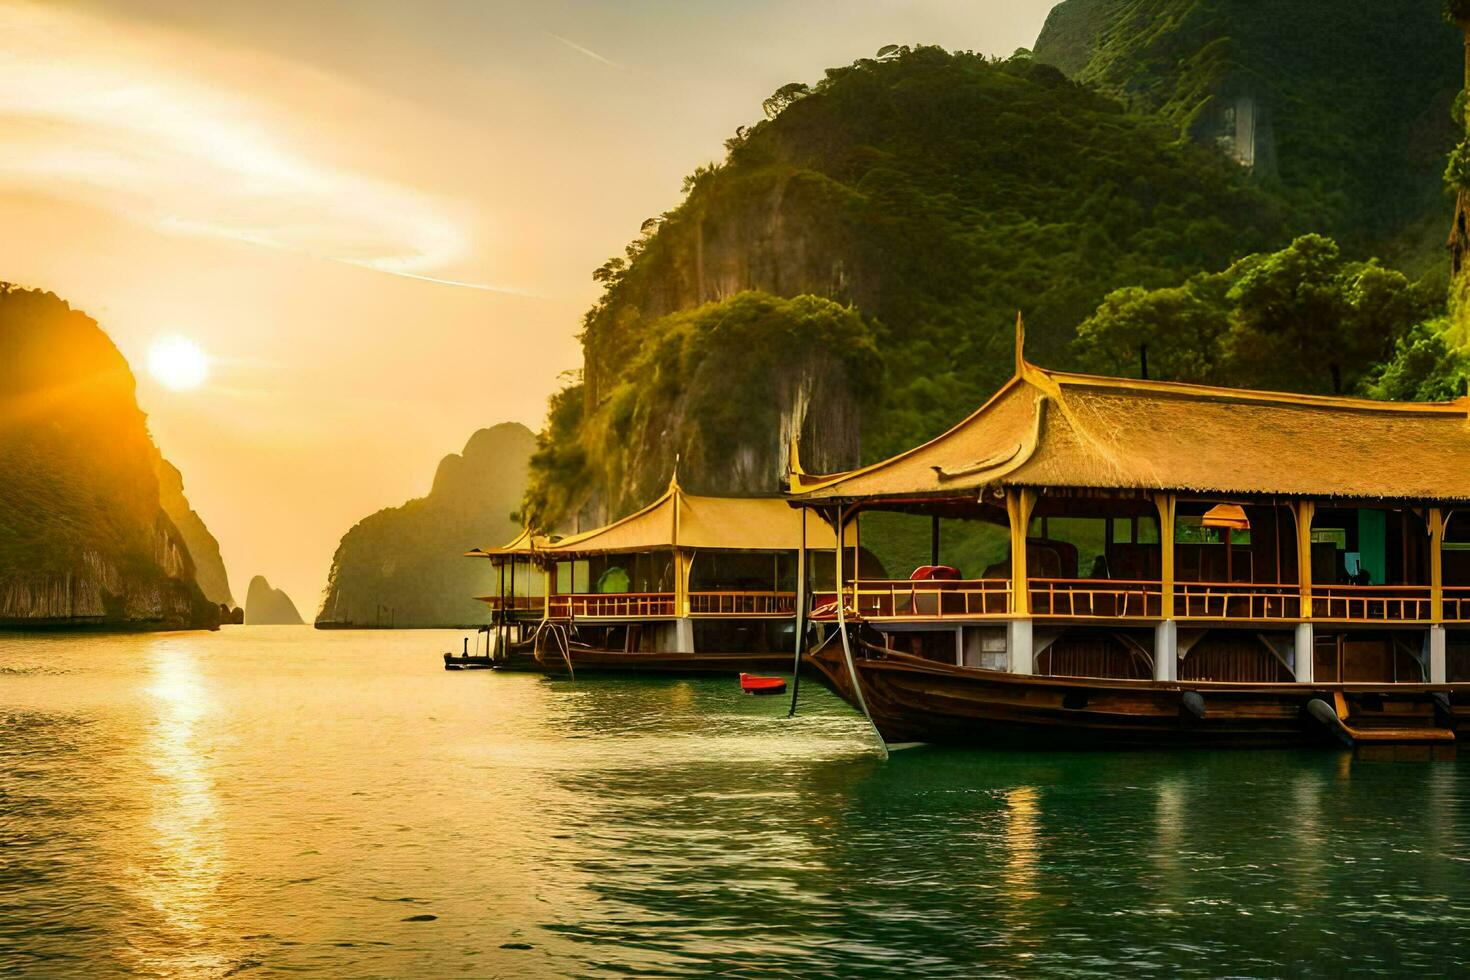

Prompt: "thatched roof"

[790,358,1470,503]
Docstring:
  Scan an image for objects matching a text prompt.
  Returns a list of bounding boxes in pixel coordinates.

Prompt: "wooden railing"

[1028,578,1162,619]
[786,580,1457,625]
[548,592,677,619]
[475,595,545,613]
[687,591,796,617]
[809,579,1011,620]
[1175,582,1301,621]
[1311,585,1432,623]
[1444,586,1470,622]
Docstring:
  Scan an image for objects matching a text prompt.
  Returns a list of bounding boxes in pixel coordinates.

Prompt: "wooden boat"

[467,476,847,677]
[442,635,496,670]
[786,321,1470,751]
[804,635,1465,749]
[740,673,787,695]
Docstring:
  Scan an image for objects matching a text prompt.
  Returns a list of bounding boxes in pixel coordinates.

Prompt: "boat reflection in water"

[793,326,1470,751]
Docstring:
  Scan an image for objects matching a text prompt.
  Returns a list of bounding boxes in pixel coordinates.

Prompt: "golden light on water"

[148,336,209,391]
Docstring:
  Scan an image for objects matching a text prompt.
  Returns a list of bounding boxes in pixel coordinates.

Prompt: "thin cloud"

[544,31,625,70]
[0,2,508,292]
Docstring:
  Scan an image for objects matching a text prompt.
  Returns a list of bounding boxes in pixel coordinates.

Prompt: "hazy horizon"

[0,0,1057,612]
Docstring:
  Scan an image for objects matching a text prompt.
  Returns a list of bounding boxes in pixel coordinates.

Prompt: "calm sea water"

[3,627,1470,977]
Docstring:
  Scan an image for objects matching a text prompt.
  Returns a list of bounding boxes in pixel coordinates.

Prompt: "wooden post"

[1154,494,1176,620]
[1430,507,1445,625]
[674,549,690,617]
[931,514,941,568]
[786,514,809,717]
[1006,488,1037,615]
[1295,500,1316,620]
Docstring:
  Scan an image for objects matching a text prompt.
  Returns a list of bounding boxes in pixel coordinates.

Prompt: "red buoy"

[740,673,787,695]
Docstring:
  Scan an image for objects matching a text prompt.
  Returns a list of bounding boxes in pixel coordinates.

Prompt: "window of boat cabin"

[688,551,798,592]
[504,560,546,598]
[1022,503,1160,582]
[555,552,674,594]
[1170,501,1290,585]
[856,510,1007,580]
[1309,506,1429,586]
[1443,511,1470,589]
[555,560,590,594]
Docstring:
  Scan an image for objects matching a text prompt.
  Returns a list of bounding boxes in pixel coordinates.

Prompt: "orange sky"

[0,0,1056,613]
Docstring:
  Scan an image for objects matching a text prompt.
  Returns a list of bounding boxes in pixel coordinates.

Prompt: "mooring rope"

[832,505,887,758]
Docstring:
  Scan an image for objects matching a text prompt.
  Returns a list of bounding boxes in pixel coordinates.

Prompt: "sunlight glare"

[148,336,209,391]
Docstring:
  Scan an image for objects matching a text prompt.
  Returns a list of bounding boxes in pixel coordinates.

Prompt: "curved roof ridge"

[1044,366,1470,415]
[788,373,1033,495]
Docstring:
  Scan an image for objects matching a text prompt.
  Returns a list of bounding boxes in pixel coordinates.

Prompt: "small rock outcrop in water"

[0,284,219,630]
[317,423,533,628]
[245,575,303,625]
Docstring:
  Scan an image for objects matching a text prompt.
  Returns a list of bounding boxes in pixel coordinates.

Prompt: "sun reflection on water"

[123,637,231,974]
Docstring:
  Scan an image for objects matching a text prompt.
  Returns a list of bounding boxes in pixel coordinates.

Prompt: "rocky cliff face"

[0,283,219,631]
[317,423,535,628]
[153,454,234,607]
[244,575,303,625]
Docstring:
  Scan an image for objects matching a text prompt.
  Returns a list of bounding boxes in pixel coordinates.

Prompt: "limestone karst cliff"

[317,423,534,628]
[153,454,234,607]
[522,46,1287,530]
[245,575,303,625]
[0,284,219,630]
[526,14,1463,536]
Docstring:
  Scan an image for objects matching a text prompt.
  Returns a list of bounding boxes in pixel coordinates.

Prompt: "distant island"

[317,423,534,628]
[245,575,303,625]
[0,284,225,630]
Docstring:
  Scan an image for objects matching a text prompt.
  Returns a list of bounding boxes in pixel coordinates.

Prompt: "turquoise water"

[3,627,1470,976]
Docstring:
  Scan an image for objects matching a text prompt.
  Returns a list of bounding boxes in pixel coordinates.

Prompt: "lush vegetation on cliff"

[1075,234,1455,395]
[521,292,880,528]
[527,46,1288,528]
[0,284,218,628]
[526,6,1468,559]
[319,423,535,627]
[1034,0,1460,275]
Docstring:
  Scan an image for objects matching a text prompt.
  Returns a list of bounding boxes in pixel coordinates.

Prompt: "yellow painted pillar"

[1295,500,1316,619]
[1154,493,1176,620]
[1430,507,1445,624]
[674,548,690,616]
[1006,488,1037,616]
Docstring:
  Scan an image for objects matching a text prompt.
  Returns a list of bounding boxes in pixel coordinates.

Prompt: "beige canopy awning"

[537,478,851,557]
[465,527,552,560]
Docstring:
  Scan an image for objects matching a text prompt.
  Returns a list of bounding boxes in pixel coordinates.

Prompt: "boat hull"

[806,644,1468,750]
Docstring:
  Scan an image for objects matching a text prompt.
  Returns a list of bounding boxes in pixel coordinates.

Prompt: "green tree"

[1225,235,1428,393]
[1364,319,1468,401]
[1074,276,1230,382]
[1078,235,1439,396]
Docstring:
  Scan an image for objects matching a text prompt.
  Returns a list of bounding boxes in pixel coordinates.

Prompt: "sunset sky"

[0,0,1056,612]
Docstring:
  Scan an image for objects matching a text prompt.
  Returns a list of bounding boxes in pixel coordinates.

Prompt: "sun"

[148,336,209,391]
